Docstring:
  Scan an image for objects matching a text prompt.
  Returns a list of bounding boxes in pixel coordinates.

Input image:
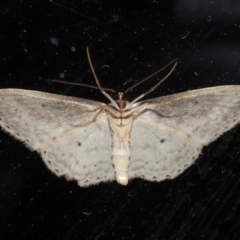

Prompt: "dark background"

[1,0,240,239]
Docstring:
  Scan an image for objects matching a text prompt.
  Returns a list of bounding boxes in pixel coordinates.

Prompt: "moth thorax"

[108,115,133,140]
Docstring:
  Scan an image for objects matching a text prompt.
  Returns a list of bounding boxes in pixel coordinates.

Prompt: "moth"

[1,48,240,187]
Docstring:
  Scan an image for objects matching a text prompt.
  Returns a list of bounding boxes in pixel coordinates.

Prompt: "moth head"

[107,92,129,112]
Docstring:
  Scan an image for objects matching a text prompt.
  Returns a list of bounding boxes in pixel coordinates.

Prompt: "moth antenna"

[52,79,116,93]
[87,47,119,109]
[124,58,178,94]
[125,61,178,110]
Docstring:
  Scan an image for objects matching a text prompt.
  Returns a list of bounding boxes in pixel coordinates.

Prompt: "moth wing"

[0,89,114,186]
[129,117,202,181]
[129,86,240,181]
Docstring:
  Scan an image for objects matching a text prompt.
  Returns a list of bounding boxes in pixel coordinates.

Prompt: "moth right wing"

[0,89,114,186]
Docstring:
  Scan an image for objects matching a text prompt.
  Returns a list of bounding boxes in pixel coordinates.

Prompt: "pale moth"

[1,48,240,187]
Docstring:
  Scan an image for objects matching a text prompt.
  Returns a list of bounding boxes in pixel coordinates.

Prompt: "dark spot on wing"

[160,139,165,143]
[186,134,191,139]
[77,142,81,147]
[42,103,46,107]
